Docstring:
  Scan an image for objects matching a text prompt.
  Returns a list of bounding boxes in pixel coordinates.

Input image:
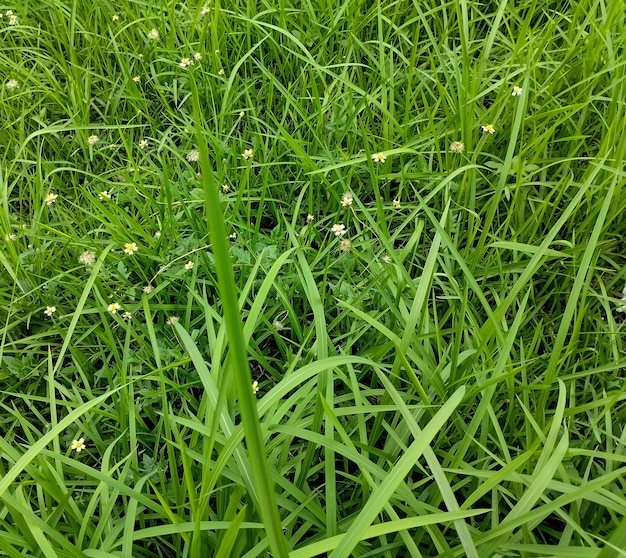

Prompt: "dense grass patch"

[1,0,625,556]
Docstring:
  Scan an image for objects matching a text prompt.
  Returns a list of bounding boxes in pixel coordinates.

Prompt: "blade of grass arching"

[40,449,171,518]
[4,490,60,557]
[191,79,290,557]
[477,430,570,556]
[197,357,390,527]
[328,386,466,558]
[336,299,431,407]
[373,370,479,558]
[502,545,597,557]
[0,534,32,558]
[46,350,62,477]
[369,201,447,443]
[535,380,567,472]
[449,290,530,470]
[539,175,618,414]
[242,248,297,343]
[470,467,626,550]
[121,471,157,558]
[290,510,487,558]
[477,157,607,351]
[52,244,114,376]
[397,201,447,357]
[141,295,161,368]
[283,223,337,533]
[317,394,423,557]
[596,514,626,558]
[169,417,198,542]
[0,388,118,498]
[410,192,499,334]
[172,320,258,553]
[215,505,247,558]
[460,437,543,511]
[79,435,130,548]
[128,521,263,545]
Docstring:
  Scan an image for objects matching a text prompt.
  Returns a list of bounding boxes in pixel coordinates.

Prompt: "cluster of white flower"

[186,150,200,162]
[179,54,202,68]
[3,9,18,25]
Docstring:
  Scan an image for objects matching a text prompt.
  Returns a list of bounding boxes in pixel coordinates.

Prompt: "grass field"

[1,0,625,556]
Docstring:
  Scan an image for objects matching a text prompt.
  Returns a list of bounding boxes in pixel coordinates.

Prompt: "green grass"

[1,0,625,556]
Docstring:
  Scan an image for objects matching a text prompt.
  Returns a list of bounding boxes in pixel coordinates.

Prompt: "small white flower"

[242,148,253,160]
[139,139,149,149]
[143,284,153,294]
[331,224,346,237]
[194,52,202,61]
[107,302,121,314]
[221,184,230,193]
[45,193,58,205]
[372,152,386,163]
[341,192,353,208]
[184,261,194,271]
[179,57,194,68]
[8,14,17,25]
[511,85,523,96]
[71,438,86,452]
[153,231,161,239]
[44,306,56,317]
[122,311,132,320]
[201,5,210,15]
[252,380,259,394]
[481,124,496,134]
[111,14,119,21]
[98,190,111,201]
[306,214,314,224]
[218,68,225,76]
[147,28,159,40]
[87,135,99,145]
[123,242,138,255]
[6,79,19,90]
[132,76,141,83]
[392,199,401,209]
[166,316,179,326]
